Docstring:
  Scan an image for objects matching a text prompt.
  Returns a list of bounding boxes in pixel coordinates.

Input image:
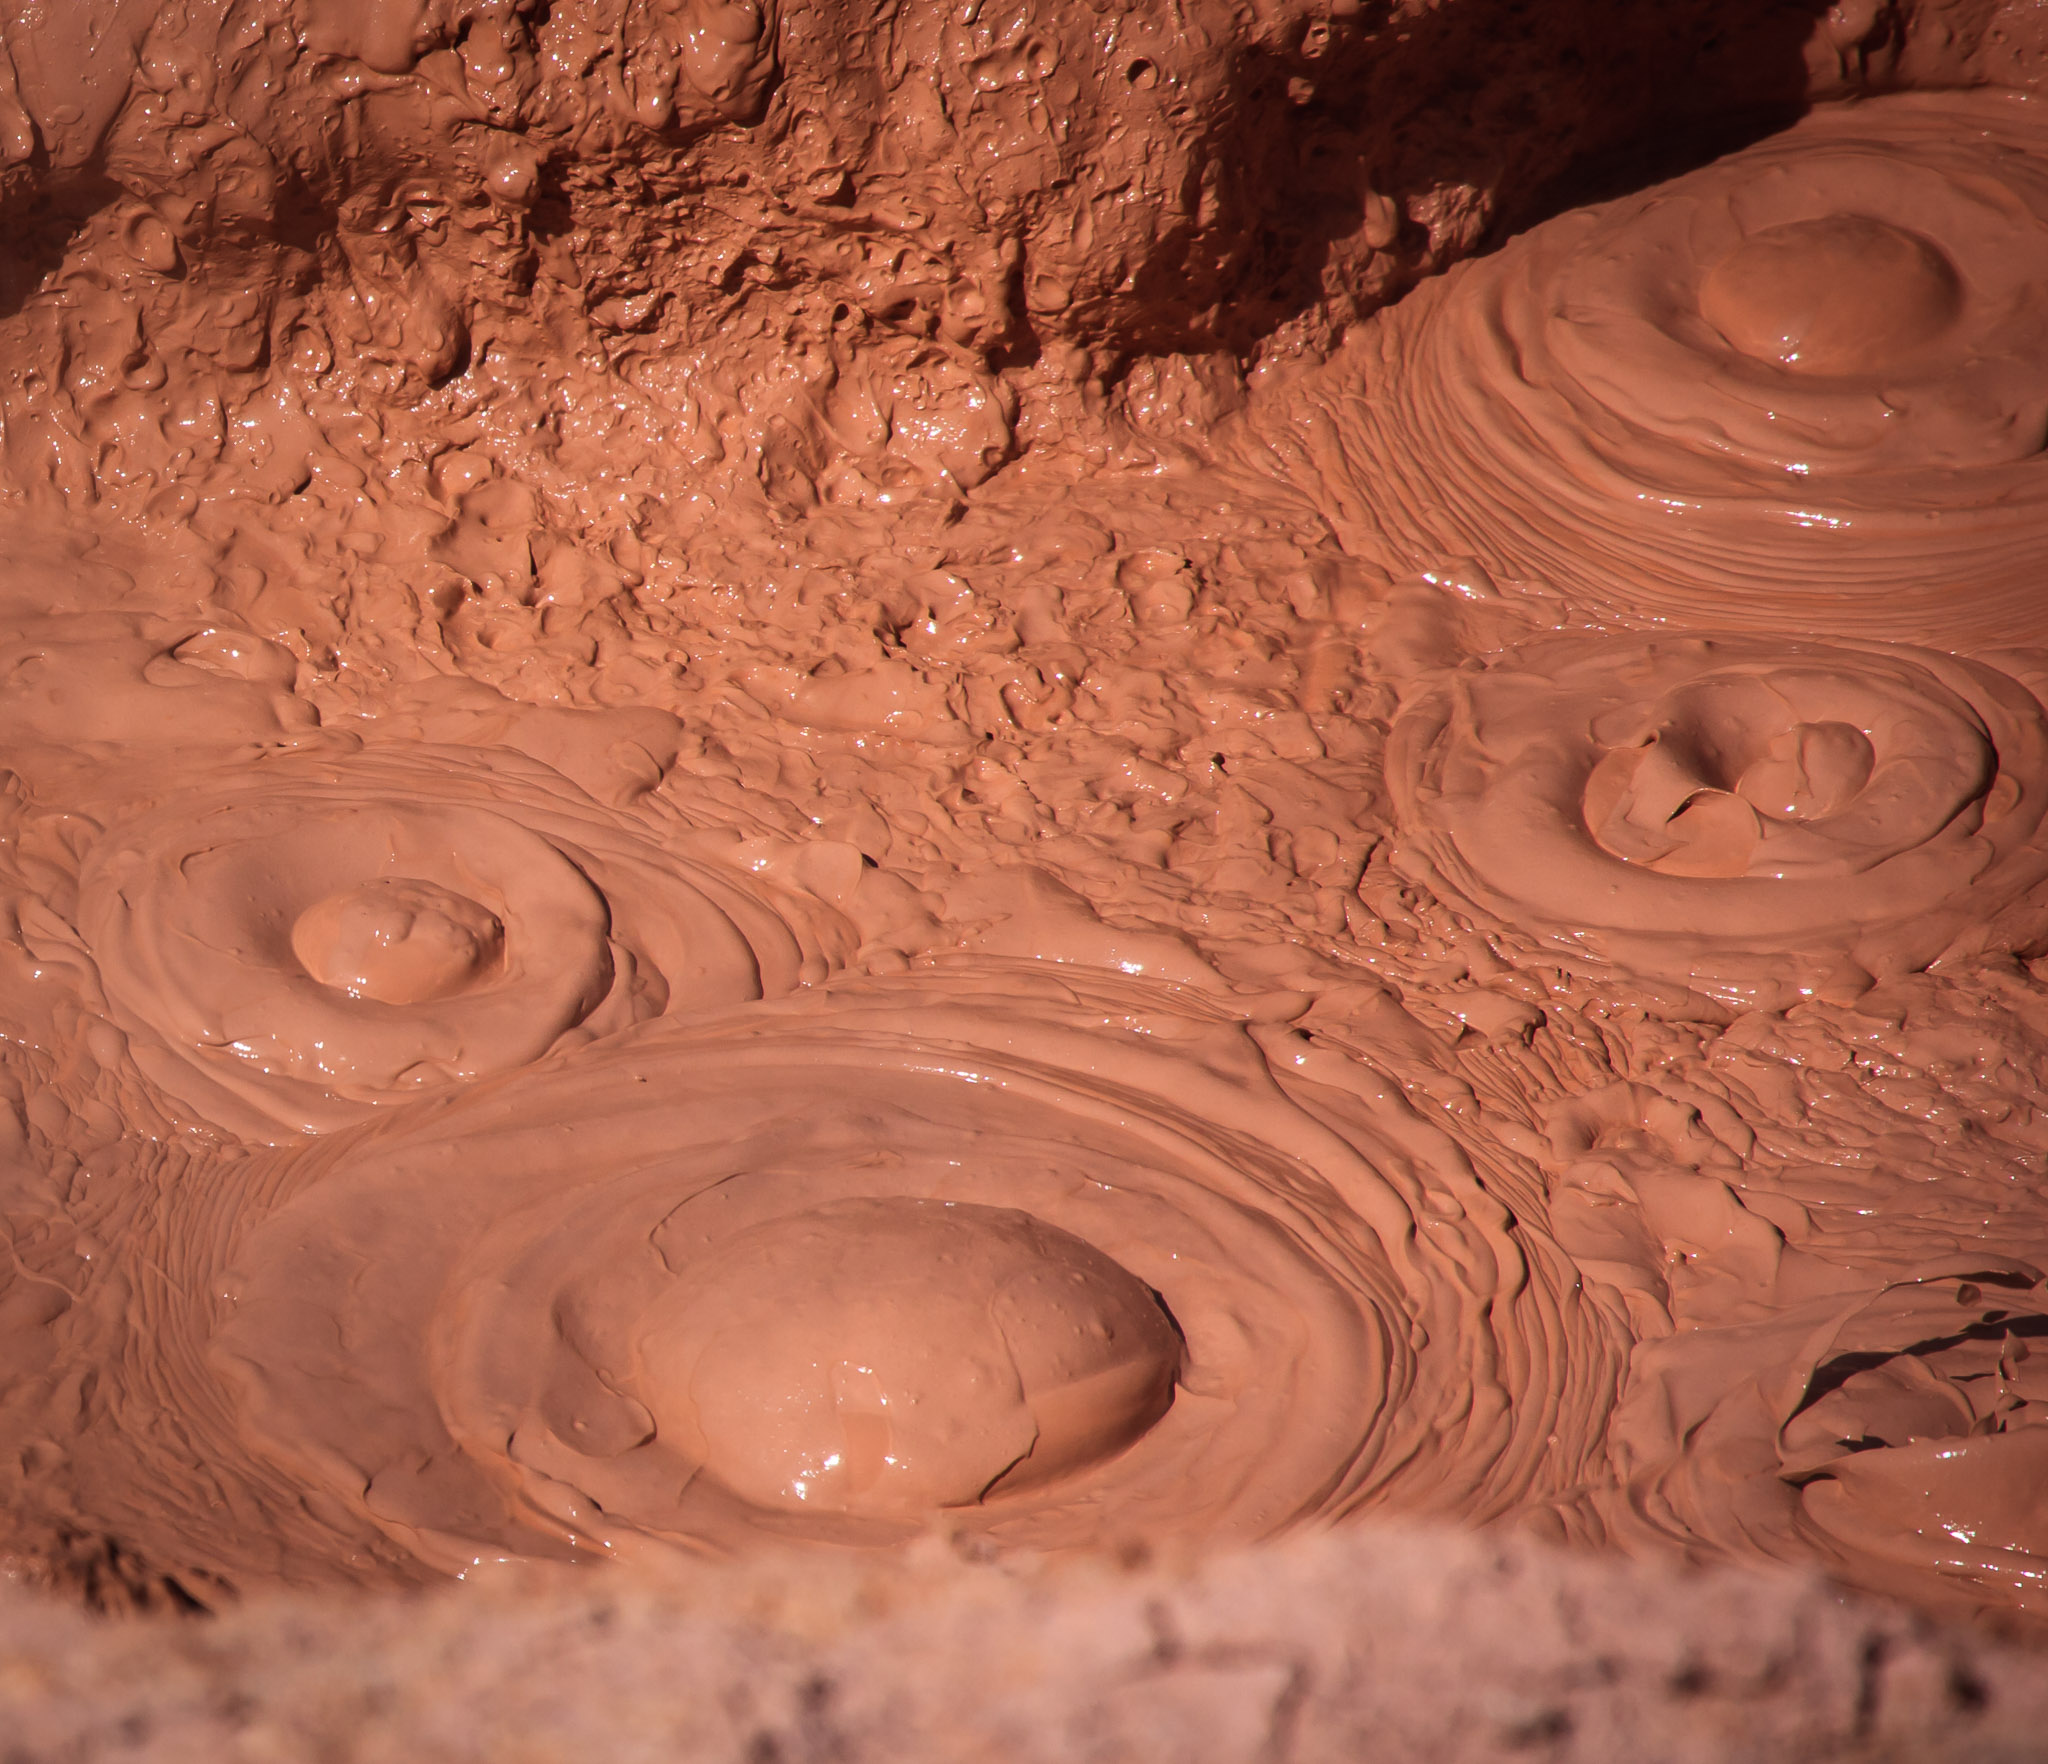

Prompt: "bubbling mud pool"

[1386,633,2048,1007]
[194,971,1617,1575]
[75,746,856,1139]
[1241,90,2048,646]
[3,966,1620,1589]
[7,13,2048,1640]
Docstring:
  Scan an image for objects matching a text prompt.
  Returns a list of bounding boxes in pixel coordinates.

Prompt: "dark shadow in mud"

[0,165,331,325]
[1163,0,1839,359]
[0,170,118,321]
[1498,102,1814,242]
[37,1528,221,1619]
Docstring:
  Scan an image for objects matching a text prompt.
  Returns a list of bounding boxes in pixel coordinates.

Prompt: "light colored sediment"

[6,1525,2048,1763]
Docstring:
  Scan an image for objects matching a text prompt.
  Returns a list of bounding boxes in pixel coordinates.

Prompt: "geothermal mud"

[4,0,2048,1642]
[1269,92,2048,645]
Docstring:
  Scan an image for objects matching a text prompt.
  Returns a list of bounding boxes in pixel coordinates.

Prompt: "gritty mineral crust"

[6,1527,2048,1764]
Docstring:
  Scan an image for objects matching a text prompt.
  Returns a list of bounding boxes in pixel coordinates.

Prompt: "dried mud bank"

[7,1528,2048,1764]
[5,0,2048,1681]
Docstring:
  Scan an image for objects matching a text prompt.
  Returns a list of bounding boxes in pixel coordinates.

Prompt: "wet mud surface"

[4,0,2048,1635]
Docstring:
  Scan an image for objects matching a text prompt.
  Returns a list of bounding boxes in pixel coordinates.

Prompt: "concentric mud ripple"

[193,969,1625,1576]
[1387,634,2048,1007]
[1344,91,2048,644]
[75,747,856,1140]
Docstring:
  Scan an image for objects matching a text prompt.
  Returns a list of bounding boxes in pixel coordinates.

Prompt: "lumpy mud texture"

[8,0,2048,1641]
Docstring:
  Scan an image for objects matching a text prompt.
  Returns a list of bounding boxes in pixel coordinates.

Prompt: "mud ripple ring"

[1355,91,2048,643]
[77,746,850,1139]
[207,971,1625,1570]
[1388,634,2048,1005]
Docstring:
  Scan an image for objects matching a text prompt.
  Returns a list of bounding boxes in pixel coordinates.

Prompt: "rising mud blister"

[75,746,856,1139]
[204,971,1620,1576]
[4,7,2048,1635]
[1249,91,2048,646]
[1386,632,2048,1008]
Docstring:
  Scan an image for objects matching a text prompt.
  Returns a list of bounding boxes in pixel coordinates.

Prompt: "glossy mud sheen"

[4,0,2048,1634]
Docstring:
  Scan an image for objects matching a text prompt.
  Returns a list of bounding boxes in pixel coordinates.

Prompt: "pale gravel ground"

[2,1525,2044,1762]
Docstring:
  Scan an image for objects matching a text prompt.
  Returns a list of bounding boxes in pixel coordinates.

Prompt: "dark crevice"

[1102,0,1841,360]
[0,169,120,321]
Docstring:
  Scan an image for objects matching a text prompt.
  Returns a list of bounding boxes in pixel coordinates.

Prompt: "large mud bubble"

[1253,91,2048,648]
[1386,632,2048,1009]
